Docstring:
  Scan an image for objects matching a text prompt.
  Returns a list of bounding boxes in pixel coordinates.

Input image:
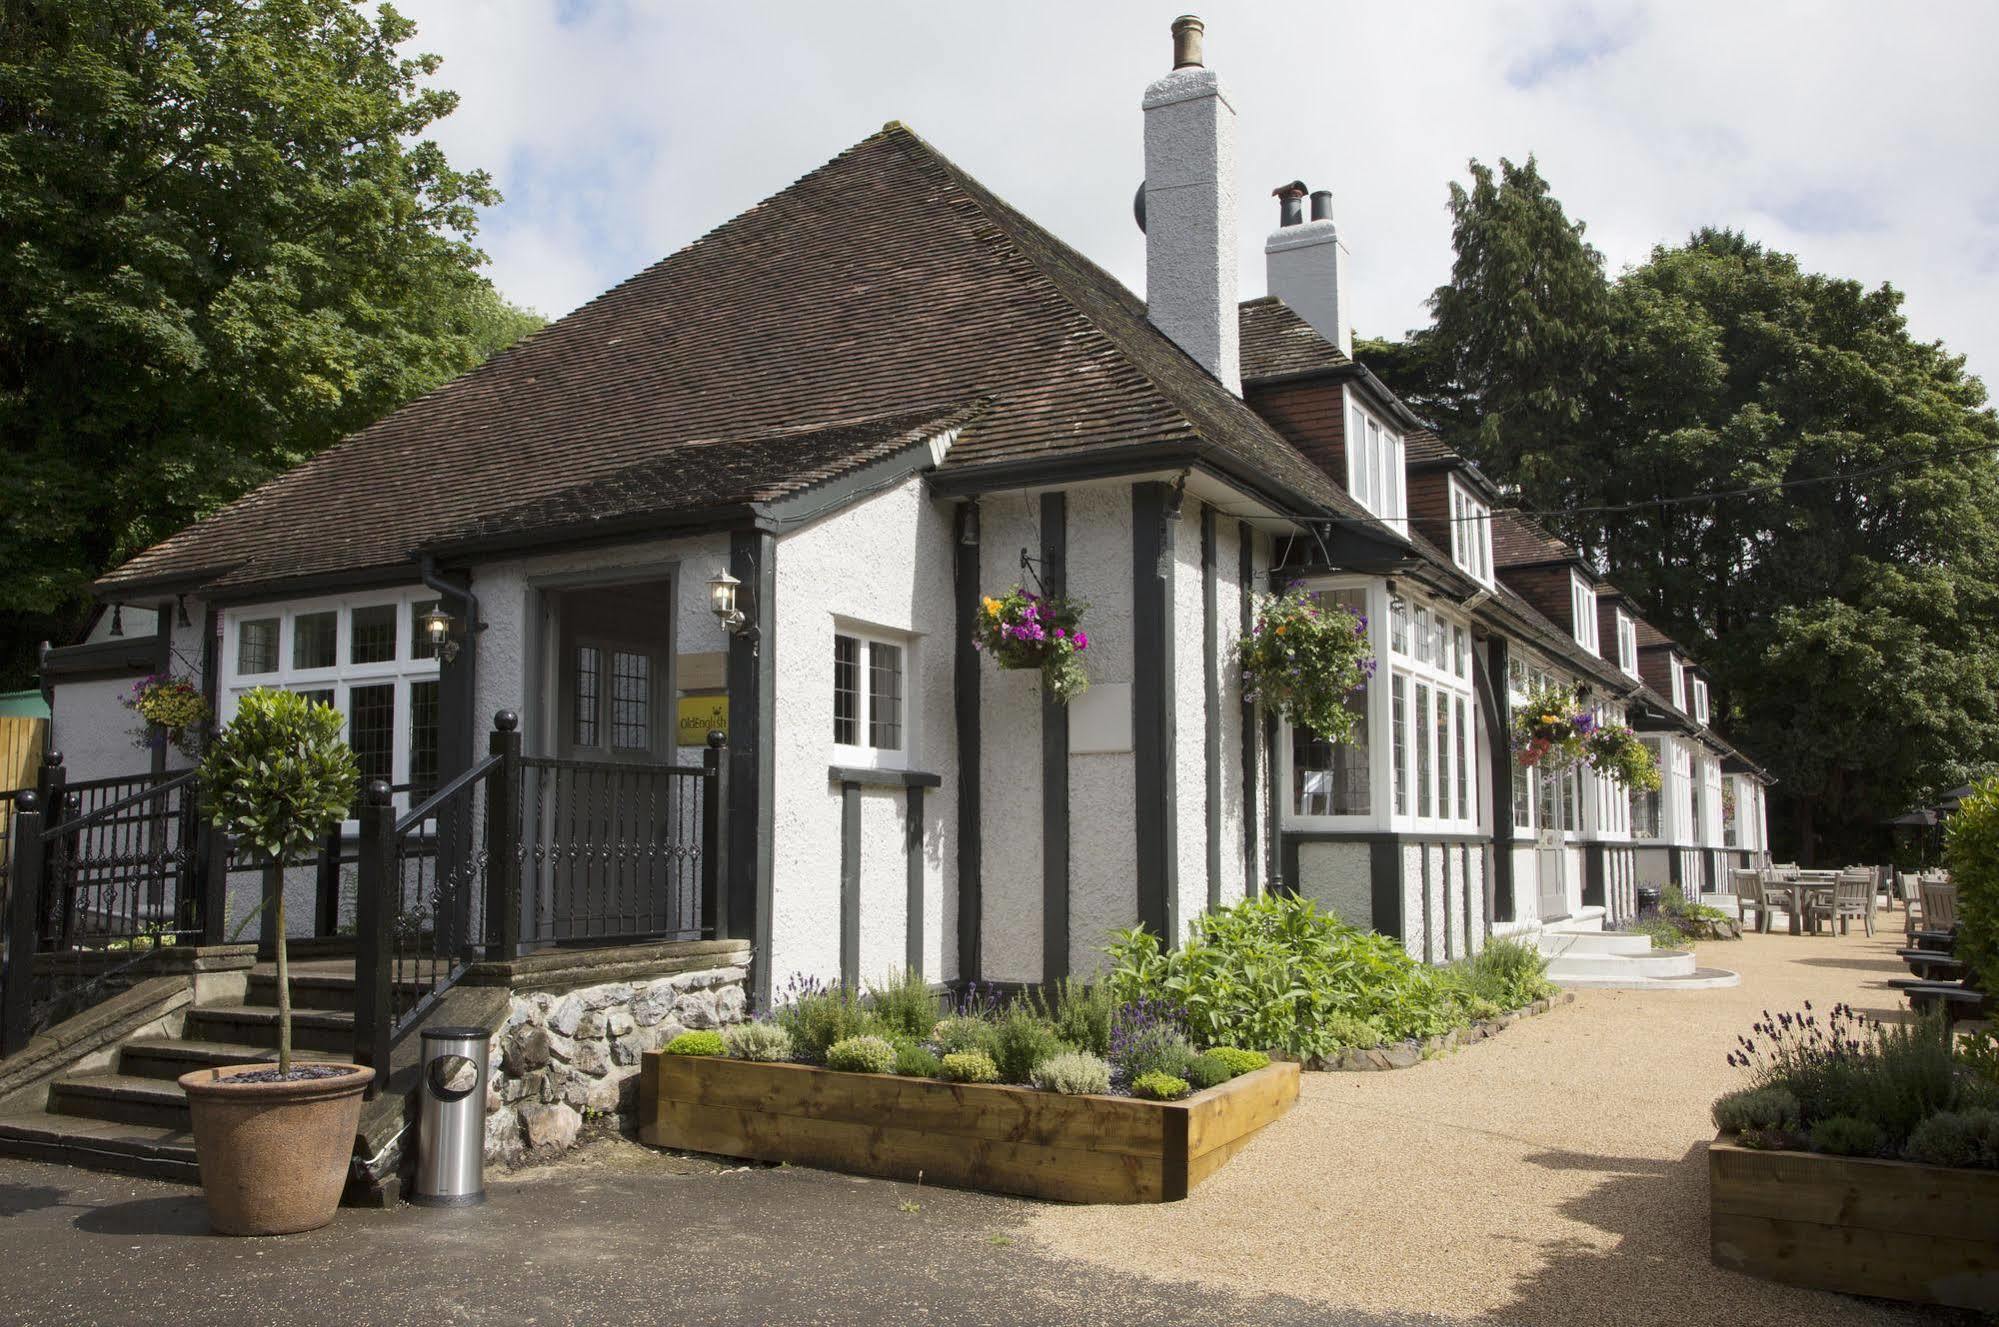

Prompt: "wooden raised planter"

[640,1054,1300,1203]
[1710,1136,1999,1311]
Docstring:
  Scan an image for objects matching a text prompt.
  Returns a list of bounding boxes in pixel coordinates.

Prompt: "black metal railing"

[1,762,207,1050]
[517,754,707,947]
[351,712,724,1090]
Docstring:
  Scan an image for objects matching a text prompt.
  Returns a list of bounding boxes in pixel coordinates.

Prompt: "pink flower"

[1073,631,1088,650]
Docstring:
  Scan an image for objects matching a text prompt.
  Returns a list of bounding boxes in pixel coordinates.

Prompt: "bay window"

[1287,586,1372,818]
[221,589,443,805]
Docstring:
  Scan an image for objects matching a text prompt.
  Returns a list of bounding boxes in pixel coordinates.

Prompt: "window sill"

[828,765,942,789]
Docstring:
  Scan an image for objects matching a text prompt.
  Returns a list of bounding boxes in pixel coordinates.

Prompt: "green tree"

[1415,156,1616,529]
[0,0,541,684]
[1368,162,1999,860]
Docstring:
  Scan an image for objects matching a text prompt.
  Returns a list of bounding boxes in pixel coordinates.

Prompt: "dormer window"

[1670,657,1687,712]
[1569,571,1599,653]
[1692,677,1709,726]
[1616,611,1638,679]
[1347,397,1405,525]
[1448,477,1492,585]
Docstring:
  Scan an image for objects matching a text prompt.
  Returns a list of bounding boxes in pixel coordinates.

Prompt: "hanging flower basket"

[1588,723,1662,791]
[973,585,1091,702]
[1511,682,1592,772]
[1234,585,1374,743]
[124,673,210,758]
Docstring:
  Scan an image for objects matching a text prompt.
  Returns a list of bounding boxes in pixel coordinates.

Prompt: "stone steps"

[1545,948,1699,980]
[49,1072,190,1130]
[1551,965,1742,991]
[0,1111,200,1184]
[1535,930,1654,957]
[182,1004,356,1053]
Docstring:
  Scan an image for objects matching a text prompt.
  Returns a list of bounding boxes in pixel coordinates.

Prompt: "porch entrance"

[1536,830,1569,922]
[529,578,700,945]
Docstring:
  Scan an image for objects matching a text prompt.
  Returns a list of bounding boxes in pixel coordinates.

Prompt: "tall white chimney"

[1265,187,1352,358]
[1142,15,1239,394]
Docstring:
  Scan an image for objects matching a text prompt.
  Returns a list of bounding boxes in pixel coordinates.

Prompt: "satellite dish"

[1133,182,1146,233]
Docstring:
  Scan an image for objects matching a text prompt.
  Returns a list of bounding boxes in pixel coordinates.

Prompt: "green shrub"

[930,1015,997,1056]
[865,968,942,1041]
[988,1004,1067,1084]
[1184,1052,1239,1090]
[824,1035,897,1074]
[721,1021,793,1062]
[1031,1050,1112,1095]
[1629,917,1686,950]
[1810,1114,1887,1157]
[664,1030,726,1057]
[1449,938,1559,1009]
[893,1044,942,1078]
[1712,1086,1802,1134]
[1946,776,1999,991]
[1661,885,1732,925]
[1904,1108,1999,1169]
[1319,1013,1384,1051]
[773,982,880,1066]
[1204,1046,1271,1076]
[1028,977,1116,1057]
[1105,893,1466,1061]
[938,1050,1000,1084]
[1108,1005,1195,1086]
[1129,1071,1190,1101]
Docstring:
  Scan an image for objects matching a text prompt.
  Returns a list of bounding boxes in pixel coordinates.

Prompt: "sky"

[391,0,1999,388]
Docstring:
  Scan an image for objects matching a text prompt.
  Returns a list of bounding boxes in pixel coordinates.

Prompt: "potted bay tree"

[180,688,374,1236]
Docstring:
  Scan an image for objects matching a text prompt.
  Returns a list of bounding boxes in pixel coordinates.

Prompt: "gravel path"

[1020,926,1970,1326]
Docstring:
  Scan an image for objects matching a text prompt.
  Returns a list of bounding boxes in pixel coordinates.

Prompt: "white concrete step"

[1547,907,1606,934]
[1545,948,1698,980]
[1552,965,1741,991]
[1536,930,1655,957]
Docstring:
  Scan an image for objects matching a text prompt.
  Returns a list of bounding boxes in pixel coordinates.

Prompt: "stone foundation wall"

[484,962,748,1164]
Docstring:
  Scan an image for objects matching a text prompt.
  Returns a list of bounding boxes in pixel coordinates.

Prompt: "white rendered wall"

[1212,514,1249,905]
[1066,484,1136,976]
[975,497,1044,985]
[1171,500,1207,941]
[49,675,145,782]
[774,474,959,990]
[1296,841,1370,926]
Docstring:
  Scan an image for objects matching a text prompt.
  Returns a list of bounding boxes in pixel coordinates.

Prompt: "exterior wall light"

[707,569,745,633]
[420,603,461,664]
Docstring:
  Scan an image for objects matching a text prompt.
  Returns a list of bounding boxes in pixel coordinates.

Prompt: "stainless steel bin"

[412,1025,490,1207]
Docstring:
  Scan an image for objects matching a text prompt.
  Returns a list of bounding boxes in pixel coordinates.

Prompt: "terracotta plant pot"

[178,1062,375,1236]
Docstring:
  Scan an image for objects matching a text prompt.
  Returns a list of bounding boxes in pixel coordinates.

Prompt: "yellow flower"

[983,596,1001,618]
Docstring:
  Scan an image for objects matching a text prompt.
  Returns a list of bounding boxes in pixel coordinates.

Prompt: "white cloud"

[393,0,1999,387]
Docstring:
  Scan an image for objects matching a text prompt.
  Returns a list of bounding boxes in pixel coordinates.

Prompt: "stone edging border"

[1303,992,1577,1072]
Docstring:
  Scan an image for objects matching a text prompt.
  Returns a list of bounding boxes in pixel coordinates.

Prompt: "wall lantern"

[420,603,461,664]
[707,569,751,636]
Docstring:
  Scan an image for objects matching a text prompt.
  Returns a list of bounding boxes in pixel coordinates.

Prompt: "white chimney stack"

[1265,187,1352,358]
[1141,15,1240,394]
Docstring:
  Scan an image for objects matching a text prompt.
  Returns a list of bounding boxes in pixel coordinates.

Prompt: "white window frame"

[831,620,917,771]
[1346,395,1406,528]
[1569,571,1599,654]
[1280,582,1379,826]
[1615,610,1639,679]
[1670,655,1688,712]
[218,588,443,814]
[1692,677,1710,727]
[1448,476,1493,586]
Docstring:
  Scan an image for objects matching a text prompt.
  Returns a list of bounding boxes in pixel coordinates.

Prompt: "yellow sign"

[677,695,728,746]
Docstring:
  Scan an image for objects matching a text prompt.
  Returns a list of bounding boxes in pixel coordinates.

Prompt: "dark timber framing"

[906,785,926,977]
[1238,521,1258,895]
[1482,636,1516,923]
[1131,482,1178,941]
[839,780,861,987]
[1202,504,1221,911]
[726,529,777,1009]
[1040,491,1070,989]
[954,501,983,983]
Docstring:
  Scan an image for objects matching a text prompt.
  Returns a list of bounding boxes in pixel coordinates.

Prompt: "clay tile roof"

[101,125,1375,596]
[1405,428,1454,463]
[1237,295,1349,381]
[1490,509,1582,570]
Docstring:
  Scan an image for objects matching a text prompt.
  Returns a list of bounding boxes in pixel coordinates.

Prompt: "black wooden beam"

[1202,504,1220,913]
[1238,521,1257,897]
[1040,491,1070,990]
[726,529,777,1008]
